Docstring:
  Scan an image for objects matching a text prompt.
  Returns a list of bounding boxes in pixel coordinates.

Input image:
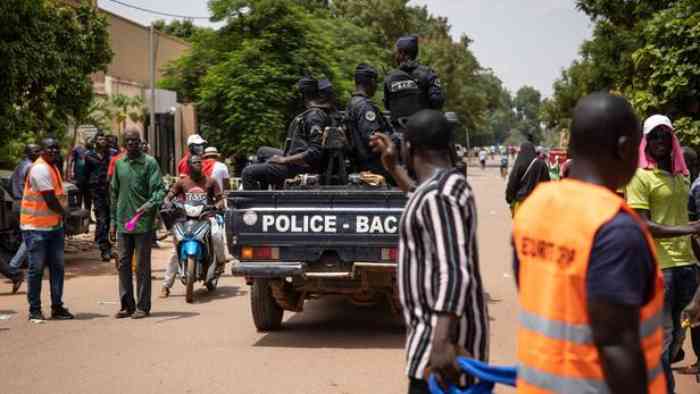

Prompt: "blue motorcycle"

[169,200,223,303]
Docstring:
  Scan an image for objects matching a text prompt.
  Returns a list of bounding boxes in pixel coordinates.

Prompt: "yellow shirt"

[625,168,695,269]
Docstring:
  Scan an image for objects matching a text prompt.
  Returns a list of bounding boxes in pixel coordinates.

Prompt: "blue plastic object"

[180,240,202,258]
[428,358,517,394]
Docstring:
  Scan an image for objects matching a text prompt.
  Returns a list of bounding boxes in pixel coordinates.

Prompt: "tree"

[630,0,700,146]
[167,0,337,154]
[0,0,112,166]
[513,86,543,142]
[153,19,208,41]
[110,94,145,134]
[546,0,700,149]
[162,0,512,156]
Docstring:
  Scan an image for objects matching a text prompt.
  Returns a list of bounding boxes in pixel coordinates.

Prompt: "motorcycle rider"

[383,35,444,131]
[241,76,332,190]
[160,155,224,298]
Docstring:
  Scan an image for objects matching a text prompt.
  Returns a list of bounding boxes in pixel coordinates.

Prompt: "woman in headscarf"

[505,141,550,216]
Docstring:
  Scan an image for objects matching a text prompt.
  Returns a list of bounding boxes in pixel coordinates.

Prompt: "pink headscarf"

[638,129,689,176]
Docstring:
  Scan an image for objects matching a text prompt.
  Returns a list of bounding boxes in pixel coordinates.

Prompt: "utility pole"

[149,24,157,147]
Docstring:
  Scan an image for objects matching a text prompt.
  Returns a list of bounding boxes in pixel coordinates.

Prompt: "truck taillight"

[241,246,279,260]
[381,248,398,261]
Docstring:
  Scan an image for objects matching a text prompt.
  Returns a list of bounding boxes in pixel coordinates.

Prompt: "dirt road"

[0,166,696,393]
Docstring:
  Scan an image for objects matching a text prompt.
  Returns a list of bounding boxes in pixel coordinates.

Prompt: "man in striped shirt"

[371,110,489,393]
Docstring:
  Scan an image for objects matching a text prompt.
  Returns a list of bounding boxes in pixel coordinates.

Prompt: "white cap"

[643,115,674,135]
[203,147,220,158]
[187,134,207,145]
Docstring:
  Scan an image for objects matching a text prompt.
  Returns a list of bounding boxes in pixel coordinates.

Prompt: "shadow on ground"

[74,312,109,320]
[167,285,246,304]
[152,311,200,323]
[254,296,405,350]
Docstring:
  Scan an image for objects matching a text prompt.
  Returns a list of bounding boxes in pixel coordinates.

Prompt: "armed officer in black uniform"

[241,76,332,190]
[383,35,444,131]
[347,64,394,175]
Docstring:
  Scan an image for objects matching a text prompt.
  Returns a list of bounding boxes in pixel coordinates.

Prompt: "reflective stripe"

[520,309,663,345]
[640,310,662,338]
[21,194,46,202]
[519,311,592,344]
[519,365,608,394]
[519,363,663,394]
[20,207,62,218]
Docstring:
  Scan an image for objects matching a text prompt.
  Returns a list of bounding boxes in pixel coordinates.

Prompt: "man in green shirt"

[110,128,165,319]
[625,114,700,393]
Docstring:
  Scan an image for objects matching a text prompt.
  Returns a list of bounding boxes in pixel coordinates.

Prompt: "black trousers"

[241,147,307,190]
[93,188,111,253]
[408,378,429,394]
[77,181,92,215]
[117,232,152,313]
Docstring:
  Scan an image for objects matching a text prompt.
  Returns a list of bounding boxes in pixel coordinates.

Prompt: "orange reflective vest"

[20,157,65,230]
[513,180,665,394]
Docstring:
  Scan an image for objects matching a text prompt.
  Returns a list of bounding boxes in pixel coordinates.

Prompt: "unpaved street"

[1,166,696,393]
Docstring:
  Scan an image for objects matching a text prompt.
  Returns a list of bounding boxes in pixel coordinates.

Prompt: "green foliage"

[548,0,700,149]
[162,0,514,155]
[513,86,543,141]
[0,0,112,167]
[630,0,700,147]
[110,94,145,133]
[153,19,209,42]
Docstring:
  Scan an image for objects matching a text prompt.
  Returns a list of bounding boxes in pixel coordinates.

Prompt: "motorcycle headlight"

[185,205,204,217]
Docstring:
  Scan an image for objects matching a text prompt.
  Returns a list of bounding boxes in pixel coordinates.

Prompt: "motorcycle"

[165,199,224,303]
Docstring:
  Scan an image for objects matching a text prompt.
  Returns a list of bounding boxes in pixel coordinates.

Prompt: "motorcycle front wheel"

[185,256,196,303]
[205,276,218,292]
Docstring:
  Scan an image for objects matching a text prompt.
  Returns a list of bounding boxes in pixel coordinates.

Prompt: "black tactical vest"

[384,69,428,122]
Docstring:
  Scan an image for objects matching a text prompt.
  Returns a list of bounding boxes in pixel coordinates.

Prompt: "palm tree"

[111,94,145,133]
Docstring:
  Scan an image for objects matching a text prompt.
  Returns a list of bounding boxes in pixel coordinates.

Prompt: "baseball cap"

[203,147,220,158]
[187,134,207,145]
[643,115,674,135]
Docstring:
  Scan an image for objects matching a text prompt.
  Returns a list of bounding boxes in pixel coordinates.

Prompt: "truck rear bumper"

[231,261,396,279]
[232,261,306,278]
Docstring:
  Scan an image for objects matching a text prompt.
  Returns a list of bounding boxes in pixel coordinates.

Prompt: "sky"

[97,0,593,97]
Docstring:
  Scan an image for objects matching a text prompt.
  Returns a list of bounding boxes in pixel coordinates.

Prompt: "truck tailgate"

[225,189,407,262]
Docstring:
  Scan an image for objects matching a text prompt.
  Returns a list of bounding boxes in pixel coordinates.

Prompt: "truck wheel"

[251,279,283,331]
[185,256,196,303]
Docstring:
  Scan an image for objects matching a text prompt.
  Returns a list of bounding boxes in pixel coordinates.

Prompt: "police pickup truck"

[225,109,415,331]
[226,112,460,331]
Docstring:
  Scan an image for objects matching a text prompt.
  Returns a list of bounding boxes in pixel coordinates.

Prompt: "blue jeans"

[23,229,65,314]
[9,240,27,269]
[662,265,699,394]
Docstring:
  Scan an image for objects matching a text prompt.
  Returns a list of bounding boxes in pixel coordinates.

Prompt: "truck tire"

[185,256,196,303]
[251,279,283,331]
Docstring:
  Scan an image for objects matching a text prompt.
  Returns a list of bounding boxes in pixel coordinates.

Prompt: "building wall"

[103,11,190,87]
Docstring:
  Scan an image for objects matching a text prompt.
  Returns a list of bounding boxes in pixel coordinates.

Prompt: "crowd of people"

[0,127,231,319]
[4,34,700,394]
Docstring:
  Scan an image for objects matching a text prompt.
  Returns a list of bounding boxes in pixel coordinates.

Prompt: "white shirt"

[28,162,55,192]
[479,150,487,161]
[210,161,230,191]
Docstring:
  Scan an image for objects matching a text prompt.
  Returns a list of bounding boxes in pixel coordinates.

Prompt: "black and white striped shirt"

[398,168,490,379]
